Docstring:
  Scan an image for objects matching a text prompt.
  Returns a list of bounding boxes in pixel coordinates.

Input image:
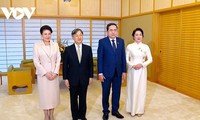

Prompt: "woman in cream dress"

[126,28,152,117]
[33,25,61,120]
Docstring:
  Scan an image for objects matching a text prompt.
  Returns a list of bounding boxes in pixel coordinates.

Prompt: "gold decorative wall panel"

[154,0,171,10]
[81,0,99,16]
[158,10,180,89]
[158,7,200,99]
[36,0,58,16]
[0,1,10,15]
[59,0,79,16]
[141,0,153,13]
[177,6,200,99]
[173,0,195,7]
[122,0,129,17]
[130,0,140,15]
[12,0,35,7]
[101,0,121,17]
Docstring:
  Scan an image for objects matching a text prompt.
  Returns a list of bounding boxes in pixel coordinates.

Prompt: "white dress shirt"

[109,38,117,48]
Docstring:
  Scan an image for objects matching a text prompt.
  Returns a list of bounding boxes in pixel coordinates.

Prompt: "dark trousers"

[101,70,122,114]
[69,84,88,120]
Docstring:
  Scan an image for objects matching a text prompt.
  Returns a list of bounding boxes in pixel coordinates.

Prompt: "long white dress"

[126,42,152,116]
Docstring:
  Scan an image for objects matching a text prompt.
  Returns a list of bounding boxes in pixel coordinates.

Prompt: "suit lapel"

[49,41,54,58]
[116,38,120,53]
[105,37,114,52]
[106,37,120,53]
[40,40,55,60]
[72,44,80,64]
[41,41,50,58]
[81,44,86,64]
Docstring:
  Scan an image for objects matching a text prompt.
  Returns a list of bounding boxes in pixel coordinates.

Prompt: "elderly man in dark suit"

[97,23,126,120]
[63,28,93,120]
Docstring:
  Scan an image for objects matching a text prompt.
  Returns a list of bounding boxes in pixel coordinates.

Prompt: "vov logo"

[1,7,36,19]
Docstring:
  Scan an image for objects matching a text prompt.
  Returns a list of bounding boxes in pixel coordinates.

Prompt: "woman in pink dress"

[33,25,61,120]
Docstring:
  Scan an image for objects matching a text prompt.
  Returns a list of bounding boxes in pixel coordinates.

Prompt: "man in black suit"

[63,28,93,120]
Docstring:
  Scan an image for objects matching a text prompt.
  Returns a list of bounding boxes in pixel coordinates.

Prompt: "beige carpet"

[0,76,200,120]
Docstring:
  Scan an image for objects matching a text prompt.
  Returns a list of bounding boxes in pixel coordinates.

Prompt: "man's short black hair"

[106,23,118,31]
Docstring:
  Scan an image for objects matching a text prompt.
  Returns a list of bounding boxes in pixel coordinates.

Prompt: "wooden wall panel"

[101,0,121,17]
[130,0,140,15]
[158,10,180,89]
[157,7,200,100]
[36,0,58,16]
[121,14,153,46]
[81,0,99,16]
[12,0,35,7]
[155,0,171,10]
[151,13,160,82]
[59,0,79,16]
[12,0,35,15]
[177,6,200,99]
[122,0,129,17]
[0,0,11,15]
[141,0,153,13]
[173,0,195,6]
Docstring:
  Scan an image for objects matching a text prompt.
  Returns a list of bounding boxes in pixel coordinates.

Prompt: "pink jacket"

[33,41,61,76]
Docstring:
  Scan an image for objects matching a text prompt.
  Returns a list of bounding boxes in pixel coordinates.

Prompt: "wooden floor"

[0,76,200,120]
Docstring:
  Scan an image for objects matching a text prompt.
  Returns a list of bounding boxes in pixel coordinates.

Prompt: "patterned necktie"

[77,45,81,63]
[112,40,116,52]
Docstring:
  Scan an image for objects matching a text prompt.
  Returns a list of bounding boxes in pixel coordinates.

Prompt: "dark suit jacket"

[97,37,126,78]
[63,44,93,86]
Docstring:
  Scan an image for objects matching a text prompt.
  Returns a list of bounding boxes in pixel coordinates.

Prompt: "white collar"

[75,43,82,47]
[109,38,116,41]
